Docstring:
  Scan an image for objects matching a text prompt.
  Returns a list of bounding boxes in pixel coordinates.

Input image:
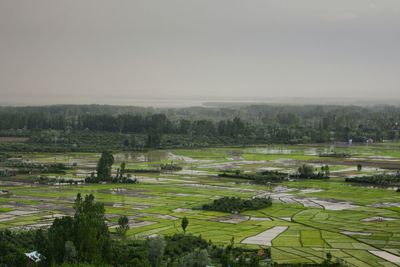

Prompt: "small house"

[25,251,43,263]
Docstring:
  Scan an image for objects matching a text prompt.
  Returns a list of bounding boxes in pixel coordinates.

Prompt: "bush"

[164,234,209,259]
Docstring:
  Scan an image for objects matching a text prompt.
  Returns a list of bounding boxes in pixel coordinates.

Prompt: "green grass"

[0,207,13,212]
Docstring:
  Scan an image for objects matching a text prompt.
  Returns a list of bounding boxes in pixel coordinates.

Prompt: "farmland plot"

[2,143,400,266]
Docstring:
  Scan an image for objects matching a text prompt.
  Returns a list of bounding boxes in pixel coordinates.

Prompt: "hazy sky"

[0,0,399,105]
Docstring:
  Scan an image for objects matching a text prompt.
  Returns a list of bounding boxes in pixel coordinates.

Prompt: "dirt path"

[241,226,288,246]
[368,250,400,264]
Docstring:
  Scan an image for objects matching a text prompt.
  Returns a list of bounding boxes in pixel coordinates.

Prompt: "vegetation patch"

[290,164,330,179]
[201,196,272,213]
[345,173,400,186]
[218,170,288,184]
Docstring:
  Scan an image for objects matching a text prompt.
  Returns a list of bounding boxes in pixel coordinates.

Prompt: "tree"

[297,164,315,178]
[48,216,75,263]
[34,228,49,258]
[96,151,114,181]
[177,248,211,267]
[181,217,189,234]
[116,216,129,238]
[64,241,78,263]
[72,194,111,263]
[129,135,137,149]
[119,162,126,178]
[123,138,130,148]
[248,254,260,267]
[229,236,235,250]
[321,165,330,177]
[147,236,165,267]
[357,164,362,172]
[326,252,332,262]
[146,130,162,148]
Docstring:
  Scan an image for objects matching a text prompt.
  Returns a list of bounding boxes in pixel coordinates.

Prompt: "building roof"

[25,251,42,263]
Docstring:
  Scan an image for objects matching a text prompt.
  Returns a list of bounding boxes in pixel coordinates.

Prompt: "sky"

[0,0,399,105]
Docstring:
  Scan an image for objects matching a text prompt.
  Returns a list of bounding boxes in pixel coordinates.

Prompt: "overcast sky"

[0,0,399,105]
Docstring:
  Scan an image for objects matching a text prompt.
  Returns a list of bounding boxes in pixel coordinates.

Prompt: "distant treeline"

[345,173,400,186]
[1,162,69,174]
[0,111,249,137]
[1,104,400,148]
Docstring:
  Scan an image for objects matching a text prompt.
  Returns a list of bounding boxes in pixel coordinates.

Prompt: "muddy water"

[114,150,170,163]
[247,148,293,154]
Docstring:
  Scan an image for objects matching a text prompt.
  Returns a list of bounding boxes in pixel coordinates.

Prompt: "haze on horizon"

[0,0,399,106]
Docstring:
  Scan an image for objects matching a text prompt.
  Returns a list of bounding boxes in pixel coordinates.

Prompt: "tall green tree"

[147,236,165,267]
[146,130,162,148]
[64,241,78,263]
[177,248,211,267]
[116,216,129,238]
[181,217,189,234]
[357,164,362,171]
[119,162,126,178]
[96,151,114,181]
[48,216,75,263]
[73,194,110,263]
[48,194,111,265]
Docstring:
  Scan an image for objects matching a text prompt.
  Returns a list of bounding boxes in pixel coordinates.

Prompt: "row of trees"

[291,164,330,179]
[345,173,400,186]
[202,197,272,213]
[218,170,288,184]
[219,166,330,183]
[1,161,69,175]
[0,112,247,138]
[2,104,400,144]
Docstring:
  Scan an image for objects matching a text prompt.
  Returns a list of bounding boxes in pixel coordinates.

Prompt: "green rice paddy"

[2,143,400,266]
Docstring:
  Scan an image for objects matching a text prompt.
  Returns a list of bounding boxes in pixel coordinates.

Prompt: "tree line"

[345,173,400,186]
[218,170,288,184]
[1,104,400,147]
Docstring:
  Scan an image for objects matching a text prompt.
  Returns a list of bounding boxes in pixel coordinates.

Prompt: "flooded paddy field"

[2,142,400,266]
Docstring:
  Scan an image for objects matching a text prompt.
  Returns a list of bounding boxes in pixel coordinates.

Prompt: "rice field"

[2,143,400,266]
